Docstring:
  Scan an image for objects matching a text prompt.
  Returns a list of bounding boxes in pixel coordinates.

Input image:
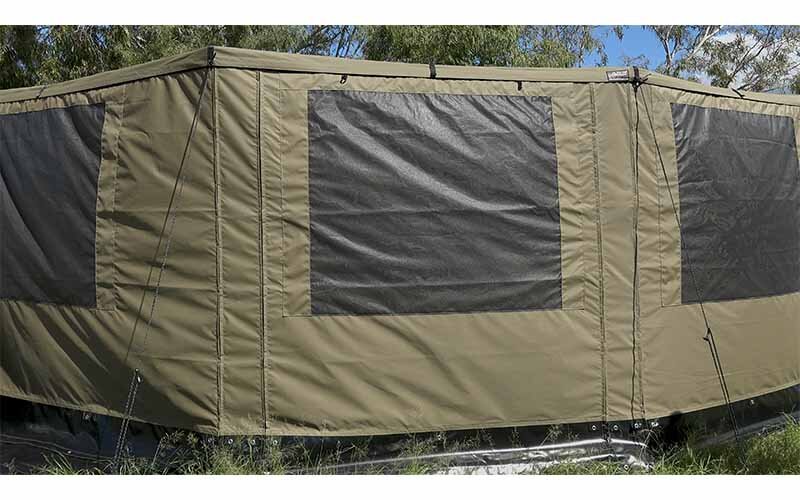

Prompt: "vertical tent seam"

[589,83,608,423]
[107,86,127,310]
[630,72,647,422]
[211,65,225,435]
[256,71,270,434]
[278,86,289,318]
[547,99,566,309]
[305,90,312,316]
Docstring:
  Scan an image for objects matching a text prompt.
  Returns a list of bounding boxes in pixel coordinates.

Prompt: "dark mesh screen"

[307,90,562,315]
[0,104,105,306]
[672,103,800,303]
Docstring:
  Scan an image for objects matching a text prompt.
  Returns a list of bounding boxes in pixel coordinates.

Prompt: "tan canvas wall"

[1,69,221,433]
[259,73,605,435]
[1,50,799,436]
[635,85,800,419]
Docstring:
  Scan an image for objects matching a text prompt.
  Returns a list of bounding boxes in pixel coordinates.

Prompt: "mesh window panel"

[0,104,105,307]
[308,90,562,315]
[672,103,800,303]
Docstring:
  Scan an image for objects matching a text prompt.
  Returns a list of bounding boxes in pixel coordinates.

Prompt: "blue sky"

[585,26,666,68]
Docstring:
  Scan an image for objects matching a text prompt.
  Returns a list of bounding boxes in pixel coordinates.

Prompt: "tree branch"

[683,25,722,62]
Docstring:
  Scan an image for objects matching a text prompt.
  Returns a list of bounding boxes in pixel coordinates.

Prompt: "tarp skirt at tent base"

[2,386,798,473]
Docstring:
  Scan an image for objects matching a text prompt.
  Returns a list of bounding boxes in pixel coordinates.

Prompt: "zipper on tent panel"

[256,71,270,434]
[211,66,226,435]
[589,83,608,425]
[630,71,647,423]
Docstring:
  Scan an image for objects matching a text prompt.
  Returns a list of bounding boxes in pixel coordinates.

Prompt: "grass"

[26,417,800,475]
[544,418,800,475]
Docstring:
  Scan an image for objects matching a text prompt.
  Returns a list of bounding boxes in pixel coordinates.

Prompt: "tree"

[519,26,617,67]
[362,26,524,66]
[647,25,723,77]
[0,26,45,88]
[362,25,611,68]
[1,25,618,90]
[699,26,800,92]
[0,26,367,89]
[646,25,800,92]
[10,25,798,94]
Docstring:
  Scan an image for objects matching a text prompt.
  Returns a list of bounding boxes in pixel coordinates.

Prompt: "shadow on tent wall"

[1,384,798,474]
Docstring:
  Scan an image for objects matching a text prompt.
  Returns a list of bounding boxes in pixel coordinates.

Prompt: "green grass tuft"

[29,417,800,475]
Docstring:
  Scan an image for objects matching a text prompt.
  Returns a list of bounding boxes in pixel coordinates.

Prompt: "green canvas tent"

[0,47,798,443]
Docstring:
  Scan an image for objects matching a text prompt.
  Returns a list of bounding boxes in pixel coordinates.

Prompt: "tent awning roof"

[1,46,799,106]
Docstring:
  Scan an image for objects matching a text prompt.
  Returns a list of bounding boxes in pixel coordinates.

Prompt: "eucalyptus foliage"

[2,25,798,93]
